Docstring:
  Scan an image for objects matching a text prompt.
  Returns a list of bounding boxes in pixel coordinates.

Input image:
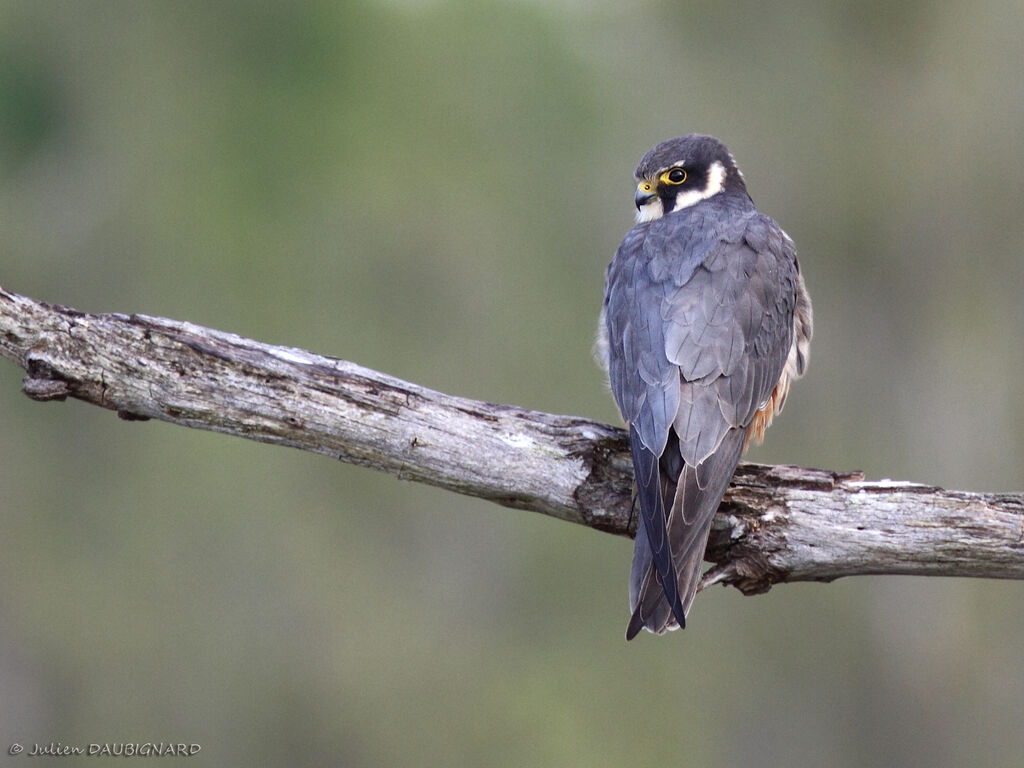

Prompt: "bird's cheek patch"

[669,160,728,213]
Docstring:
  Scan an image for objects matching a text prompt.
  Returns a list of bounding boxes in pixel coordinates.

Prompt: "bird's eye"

[661,168,687,185]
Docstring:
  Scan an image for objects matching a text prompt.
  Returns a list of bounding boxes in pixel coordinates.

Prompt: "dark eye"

[661,168,687,185]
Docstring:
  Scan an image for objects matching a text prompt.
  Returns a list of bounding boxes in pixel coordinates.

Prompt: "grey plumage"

[600,135,811,638]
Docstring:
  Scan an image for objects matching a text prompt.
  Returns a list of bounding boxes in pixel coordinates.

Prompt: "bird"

[595,135,812,639]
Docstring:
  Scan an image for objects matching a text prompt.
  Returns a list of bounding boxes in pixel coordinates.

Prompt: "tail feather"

[626,427,746,639]
[627,424,687,634]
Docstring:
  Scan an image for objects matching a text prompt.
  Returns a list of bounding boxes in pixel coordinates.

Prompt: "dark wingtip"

[627,424,689,633]
[625,613,644,641]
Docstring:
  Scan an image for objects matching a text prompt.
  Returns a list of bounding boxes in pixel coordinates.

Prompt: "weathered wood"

[2,285,1022,596]
[704,464,1024,594]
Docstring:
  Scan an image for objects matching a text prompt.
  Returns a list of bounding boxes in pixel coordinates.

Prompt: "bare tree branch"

[3,285,1022,596]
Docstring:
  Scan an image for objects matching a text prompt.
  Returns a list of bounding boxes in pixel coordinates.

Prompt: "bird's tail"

[626,428,746,639]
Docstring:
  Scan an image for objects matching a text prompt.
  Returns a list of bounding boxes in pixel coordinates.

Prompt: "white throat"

[635,197,664,223]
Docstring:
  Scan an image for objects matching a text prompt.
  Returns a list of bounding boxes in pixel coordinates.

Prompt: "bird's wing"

[606,224,696,629]
[611,211,800,638]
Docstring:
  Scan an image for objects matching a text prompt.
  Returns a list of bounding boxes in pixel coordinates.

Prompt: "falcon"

[596,135,812,639]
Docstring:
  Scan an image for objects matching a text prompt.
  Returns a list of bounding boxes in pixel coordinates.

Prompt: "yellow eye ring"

[659,168,687,185]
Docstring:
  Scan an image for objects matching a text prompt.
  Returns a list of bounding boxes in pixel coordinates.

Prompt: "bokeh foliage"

[2,1,1023,765]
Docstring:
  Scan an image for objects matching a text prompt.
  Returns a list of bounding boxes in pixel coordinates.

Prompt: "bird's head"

[632,134,748,223]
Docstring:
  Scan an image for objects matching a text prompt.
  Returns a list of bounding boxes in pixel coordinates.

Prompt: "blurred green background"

[2,0,1023,765]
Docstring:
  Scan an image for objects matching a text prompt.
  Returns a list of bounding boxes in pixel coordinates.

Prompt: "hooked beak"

[634,181,656,210]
